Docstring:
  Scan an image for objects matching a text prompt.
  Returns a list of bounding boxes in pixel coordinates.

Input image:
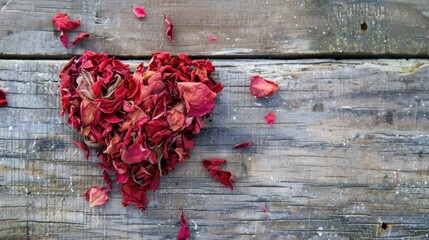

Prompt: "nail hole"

[381,222,388,230]
[361,22,368,31]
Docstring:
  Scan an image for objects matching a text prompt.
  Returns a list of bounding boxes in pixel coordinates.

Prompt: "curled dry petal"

[177,210,191,240]
[233,142,253,149]
[72,32,89,46]
[164,14,174,42]
[167,109,185,131]
[0,89,8,107]
[219,170,235,190]
[177,82,217,117]
[133,6,146,18]
[59,31,69,49]
[84,186,109,207]
[52,12,80,31]
[249,75,278,98]
[202,158,235,190]
[264,111,275,125]
[73,140,90,160]
[123,144,151,164]
[207,35,217,41]
[103,170,113,190]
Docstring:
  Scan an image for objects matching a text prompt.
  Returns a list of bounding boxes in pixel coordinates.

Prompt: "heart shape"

[59,51,223,210]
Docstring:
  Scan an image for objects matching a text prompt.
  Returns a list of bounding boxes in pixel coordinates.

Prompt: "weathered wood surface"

[0,59,428,239]
[0,0,428,58]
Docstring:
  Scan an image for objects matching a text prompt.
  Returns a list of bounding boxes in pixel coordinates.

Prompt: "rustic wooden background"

[1,0,429,239]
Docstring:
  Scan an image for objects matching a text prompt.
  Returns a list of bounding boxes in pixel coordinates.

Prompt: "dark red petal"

[176,210,191,240]
[59,30,69,49]
[249,75,278,98]
[264,111,275,125]
[52,12,81,31]
[0,89,8,107]
[84,186,109,207]
[102,170,113,190]
[133,6,146,18]
[164,14,174,42]
[233,142,253,149]
[123,144,151,164]
[72,140,90,160]
[71,32,89,46]
[219,170,235,190]
[207,35,217,41]
[177,82,217,117]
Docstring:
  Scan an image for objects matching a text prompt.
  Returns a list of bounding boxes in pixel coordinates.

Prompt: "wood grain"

[0,0,428,58]
[0,59,428,239]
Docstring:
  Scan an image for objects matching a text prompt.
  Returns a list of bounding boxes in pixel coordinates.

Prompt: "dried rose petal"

[0,89,8,107]
[164,14,174,42]
[73,140,90,160]
[262,205,268,214]
[265,111,275,125]
[233,142,253,149]
[52,12,80,31]
[133,6,146,18]
[84,186,109,207]
[123,144,151,164]
[177,82,217,117]
[72,32,89,46]
[219,170,235,190]
[207,35,217,41]
[249,75,278,98]
[177,210,191,240]
[59,31,69,49]
[202,158,235,190]
[103,170,113,190]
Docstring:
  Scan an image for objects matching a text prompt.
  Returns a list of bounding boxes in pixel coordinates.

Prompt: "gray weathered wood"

[0,0,428,57]
[0,59,429,239]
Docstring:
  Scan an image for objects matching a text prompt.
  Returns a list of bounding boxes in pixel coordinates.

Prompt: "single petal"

[177,82,217,117]
[176,210,191,240]
[207,35,217,41]
[167,109,185,131]
[164,14,174,42]
[264,111,275,125]
[123,144,151,164]
[219,170,235,190]
[249,75,278,98]
[84,186,109,207]
[133,6,146,18]
[59,30,69,49]
[0,89,8,107]
[102,170,113,190]
[72,140,90,160]
[72,32,89,46]
[52,12,80,31]
[80,99,100,127]
[233,142,253,149]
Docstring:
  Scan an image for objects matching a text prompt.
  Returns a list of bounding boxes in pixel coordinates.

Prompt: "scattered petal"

[59,31,69,49]
[164,14,174,42]
[177,210,191,240]
[133,6,146,18]
[233,142,253,149]
[103,170,113,190]
[207,35,217,41]
[84,186,109,207]
[0,89,8,107]
[52,12,80,31]
[202,158,235,190]
[249,75,278,98]
[72,32,89,46]
[263,205,268,214]
[73,140,90,160]
[265,111,275,125]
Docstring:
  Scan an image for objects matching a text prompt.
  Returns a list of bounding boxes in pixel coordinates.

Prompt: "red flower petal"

[219,170,235,190]
[233,142,253,149]
[84,186,109,207]
[133,6,146,18]
[249,75,278,98]
[177,82,217,117]
[177,210,191,240]
[71,32,89,46]
[207,35,217,41]
[164,14,174,42]
[202,158,235,190]
[52,12,80,31]
[0,89,8,107]
[59,31,69,49]
[72,140,90,160]
[123,144,151,164]
[167,109,185,131]
[264,111,275,125]
[102,170,113,190]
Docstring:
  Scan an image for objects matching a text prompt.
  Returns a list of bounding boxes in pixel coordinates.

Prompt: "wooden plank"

[1,59,429,239]
[0,0,428,57]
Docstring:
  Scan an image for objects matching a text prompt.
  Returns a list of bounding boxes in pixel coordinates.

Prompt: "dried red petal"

[219,170,235,190]
[167,109,185,131]
[164,14,174,42]
[0,89,8,107]
[73,140,90,160]
[264,111,275,125]
[249,75,278,98]
[207,35,217,41]
[177,82,217,117]
[72,32,89,46]
[102,170,113,190]
[59,31,69,49]
[133,6,146,18]
[84,186,109,207]
[177,210,191,240]
[52,12,80,31]
[202,158,235,190]
[233,142,253,149]
[123,144,151,164]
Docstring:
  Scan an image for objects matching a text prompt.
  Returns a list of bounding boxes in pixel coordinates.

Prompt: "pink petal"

[133,6,146,18]
[233,142,253,149]
[123,144,151,164]
[176,210,191,240]
[84,186,109,207]
[207,35,217,41]
[249,75,278,98]
[264,111,275,125]
[0,89,8,107]
[177,82,217,117]
[72,140,90,160]
[164,14,174,42]
[59,30,69,49]
[71,32,89,46]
